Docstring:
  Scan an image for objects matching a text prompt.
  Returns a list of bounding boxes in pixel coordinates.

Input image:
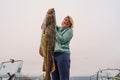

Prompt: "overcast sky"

[0,0,120,76]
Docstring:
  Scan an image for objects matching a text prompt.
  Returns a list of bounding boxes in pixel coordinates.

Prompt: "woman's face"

[61,16,71,28]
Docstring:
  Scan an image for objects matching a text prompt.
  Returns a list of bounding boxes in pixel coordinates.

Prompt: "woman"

[52,15,74,80]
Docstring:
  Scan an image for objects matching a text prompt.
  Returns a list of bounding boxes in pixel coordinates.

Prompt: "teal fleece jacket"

[54,26,73,53]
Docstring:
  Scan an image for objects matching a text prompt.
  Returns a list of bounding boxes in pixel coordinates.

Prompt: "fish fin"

[42,60,46,72]
[41,18,46,30]
[41,23,43,30]
[39,46,44,57]
[51,60,55,72]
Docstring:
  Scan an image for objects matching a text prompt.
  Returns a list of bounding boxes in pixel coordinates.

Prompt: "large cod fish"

[39,8,56,80]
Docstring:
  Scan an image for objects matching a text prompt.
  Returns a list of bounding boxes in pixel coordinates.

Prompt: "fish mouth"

[47,8,55,15]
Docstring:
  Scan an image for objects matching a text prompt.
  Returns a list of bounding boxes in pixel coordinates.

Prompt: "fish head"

[41,8,56,34]
[45,8,56,27]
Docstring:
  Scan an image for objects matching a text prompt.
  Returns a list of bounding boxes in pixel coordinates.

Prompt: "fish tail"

[44,73,51,80]
[51,59,55,72]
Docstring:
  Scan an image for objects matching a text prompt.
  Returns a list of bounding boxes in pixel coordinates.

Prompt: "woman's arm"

[56,28,73,44]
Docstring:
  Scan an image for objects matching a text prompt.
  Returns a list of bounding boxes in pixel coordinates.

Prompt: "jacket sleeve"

[56,28,73,44]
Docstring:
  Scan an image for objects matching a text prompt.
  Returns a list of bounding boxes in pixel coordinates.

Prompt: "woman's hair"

[66,16,74,28]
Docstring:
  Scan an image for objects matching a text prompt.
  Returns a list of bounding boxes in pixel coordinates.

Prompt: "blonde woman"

[47,8,74,80]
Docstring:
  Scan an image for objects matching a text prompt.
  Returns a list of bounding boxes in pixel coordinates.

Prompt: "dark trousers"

[52,52,70,80]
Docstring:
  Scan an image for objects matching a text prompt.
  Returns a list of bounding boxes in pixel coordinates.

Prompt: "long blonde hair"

[66,16,74,28]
